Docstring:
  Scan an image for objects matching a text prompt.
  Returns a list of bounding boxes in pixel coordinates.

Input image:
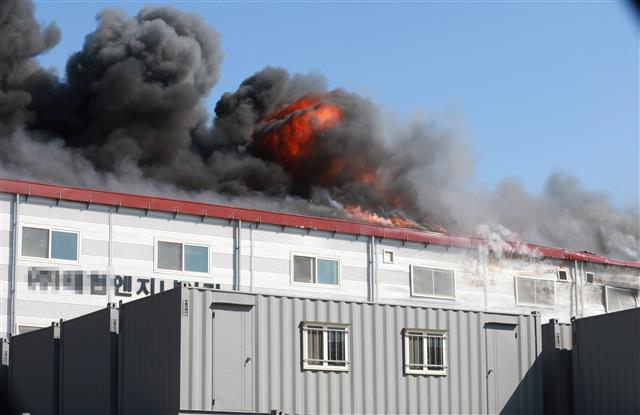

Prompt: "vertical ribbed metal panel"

[8,323,60,415]
[542,320,573,415]
[60,305,118,415]
[118,288,182,415]
[178,288,542,414]
[1,338,9,414]
[572,308,640,415]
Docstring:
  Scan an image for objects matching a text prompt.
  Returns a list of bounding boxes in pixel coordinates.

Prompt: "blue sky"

[33,1,639,208]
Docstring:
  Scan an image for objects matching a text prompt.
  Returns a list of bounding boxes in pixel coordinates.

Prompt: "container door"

[485,323,519,414]
[211,304,253,412]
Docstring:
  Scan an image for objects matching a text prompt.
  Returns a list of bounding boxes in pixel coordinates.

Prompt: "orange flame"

[345,205,424,230]
[254,94,444,232]
[254,95,342,176]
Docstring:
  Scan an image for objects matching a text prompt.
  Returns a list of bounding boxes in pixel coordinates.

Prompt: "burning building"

[1,2,639,413]
[0,178,638,414]
[1,177,638,338]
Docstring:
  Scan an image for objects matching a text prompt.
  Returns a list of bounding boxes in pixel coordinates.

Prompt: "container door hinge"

[212,311,215,318]
[212,399,215,406]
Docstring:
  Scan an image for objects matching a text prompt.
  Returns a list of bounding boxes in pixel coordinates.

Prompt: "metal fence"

[571,308,640,414]
[541,308,640,415]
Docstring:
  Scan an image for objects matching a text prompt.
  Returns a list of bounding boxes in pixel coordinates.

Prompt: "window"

[605,286,638,313]
[557,270,568,281]
[585,272,595,284]
[156,241,209,274]
[515,277,555,307]
[21,226,79,262]
[292,254,339,286]
[18,325,44,334]
[383,250,394,264]
[411,266,455,299]
[301,322,349,371]
[403,329,447,375]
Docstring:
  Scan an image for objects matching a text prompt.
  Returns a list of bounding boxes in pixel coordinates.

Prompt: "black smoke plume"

[0,1,638,261]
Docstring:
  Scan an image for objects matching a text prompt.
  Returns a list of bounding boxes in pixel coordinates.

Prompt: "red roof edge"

[1,178,639,269]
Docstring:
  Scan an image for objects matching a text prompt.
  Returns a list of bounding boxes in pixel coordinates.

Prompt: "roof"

[1,177,639,269]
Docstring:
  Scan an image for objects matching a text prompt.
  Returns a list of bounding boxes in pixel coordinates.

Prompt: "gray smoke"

[0,1,638,261]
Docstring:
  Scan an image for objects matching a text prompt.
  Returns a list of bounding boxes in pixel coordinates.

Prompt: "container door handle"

[487,368,494,377]
[245,356,252,365]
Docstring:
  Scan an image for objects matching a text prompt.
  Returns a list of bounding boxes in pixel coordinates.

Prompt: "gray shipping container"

[118,286,543,414]
[541,319,573,415]
[8,322,60,415]
[59,304,119,415]
[572,308,640,415]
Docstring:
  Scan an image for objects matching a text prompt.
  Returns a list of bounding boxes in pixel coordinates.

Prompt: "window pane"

[434,270,455,298]
[51,231,78,261]
[307,327,323,364]
[328,329,346,366]
[408,334,424,370]
[517,278,536,305]
[158,241,182,271]
[22,227,49,258]
[184,244,208,273]
[535,280,555,306]
[294,255,314,283]
[607,287,637,312]
[383,250,394,263]
[317,259,338,285]
[413,267,433,296]
[427,335,444,370]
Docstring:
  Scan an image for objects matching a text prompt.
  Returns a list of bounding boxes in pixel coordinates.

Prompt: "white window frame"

[557,269,569,282]
[382,249,395,264]
[154,238,211,276]
[605,286,639,313]
[585,272,595,285]
[410,265,456,300]
[514,276,556,308]
[301,322,350,371]
[402,329,448,376]
[19,224,81,265]
[290,253,341,288]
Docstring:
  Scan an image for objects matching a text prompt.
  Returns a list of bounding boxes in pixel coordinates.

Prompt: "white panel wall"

[0,191,637,336]
[247,224,368,300]
[0,193,13,337]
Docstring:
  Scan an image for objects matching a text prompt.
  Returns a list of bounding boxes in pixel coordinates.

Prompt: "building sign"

[27,267,219,298]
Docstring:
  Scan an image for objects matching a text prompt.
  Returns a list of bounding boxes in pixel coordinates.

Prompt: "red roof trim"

[1,178,638,269]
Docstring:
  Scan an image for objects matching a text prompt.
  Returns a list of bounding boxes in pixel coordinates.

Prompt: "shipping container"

[572,308,640,414]
[541,319,573,415]
[59,304,119,415]
[117,285,543,414]
[8,322,60,415]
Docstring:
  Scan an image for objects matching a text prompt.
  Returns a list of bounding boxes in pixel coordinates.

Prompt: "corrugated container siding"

[541,320,573,415]
[572,308,640,415]
[8,324,60,415]
[59,305,118,415]
[180,288,542,414]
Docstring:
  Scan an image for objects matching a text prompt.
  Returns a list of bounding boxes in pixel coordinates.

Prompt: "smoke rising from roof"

[0,1,638,261]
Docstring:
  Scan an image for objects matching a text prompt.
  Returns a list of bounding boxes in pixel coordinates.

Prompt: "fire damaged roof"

[1,178,639,269]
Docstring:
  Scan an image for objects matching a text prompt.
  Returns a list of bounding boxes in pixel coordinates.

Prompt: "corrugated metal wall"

[1,338,9,414]
[118,288,182,415]
[8,323,60,415]
[542,320,573,415]
[572,308,640,415]
[181,287,543,414]
[59,305,119,415]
